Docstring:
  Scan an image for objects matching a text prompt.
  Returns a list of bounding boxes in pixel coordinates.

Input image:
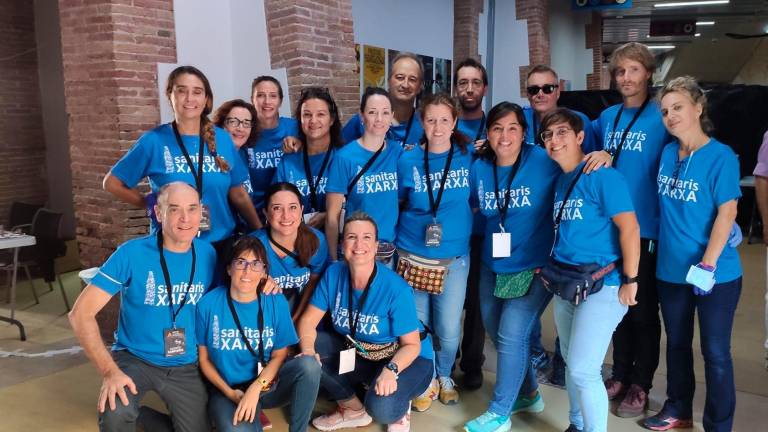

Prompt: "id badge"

[303,211,318,224]
[199,204,211,232]
[339,348,356,374]
[492,232,511,258]
[163,327,186,357]
[257,362,264,375]
[425,222,442,247]
[685,265,715,293]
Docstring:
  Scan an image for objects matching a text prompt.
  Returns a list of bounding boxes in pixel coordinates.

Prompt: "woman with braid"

[104,65,262,260]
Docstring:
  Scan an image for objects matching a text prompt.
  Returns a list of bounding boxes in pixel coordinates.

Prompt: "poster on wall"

[418,54,434,96]
[363,45,386,88]
[434,58,452,94]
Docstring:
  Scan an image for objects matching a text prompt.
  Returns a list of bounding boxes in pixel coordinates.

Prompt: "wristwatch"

[385,362,399,379]
[621,274,639,284]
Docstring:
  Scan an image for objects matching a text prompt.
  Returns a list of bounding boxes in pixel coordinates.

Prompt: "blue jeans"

[657,278,741,432]
[315,330,432,424]
[413,254,470,377]
[478,265,549,413]
[554,284,627,432]
[207,356,321,432]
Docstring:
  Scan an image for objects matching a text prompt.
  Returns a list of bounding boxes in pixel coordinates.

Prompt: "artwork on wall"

[434,58,452,94]
[363,45,386,88]
[354,46,451,97]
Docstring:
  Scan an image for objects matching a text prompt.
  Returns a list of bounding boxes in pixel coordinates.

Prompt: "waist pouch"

[396,250,451,295]
[495,269,536,299]
[376,242,397,263]
[355,340,399,361]
[538,258,616,305]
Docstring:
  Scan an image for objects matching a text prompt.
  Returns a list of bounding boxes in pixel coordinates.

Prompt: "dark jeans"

[315,330,433,424]
[98,350,208,432]
[657,277,741,432]
[610,238,661,391]
[207,356,321,432]
[459,234,486,372]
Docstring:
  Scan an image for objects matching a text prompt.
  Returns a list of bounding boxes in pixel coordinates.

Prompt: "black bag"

[538,258,616,305]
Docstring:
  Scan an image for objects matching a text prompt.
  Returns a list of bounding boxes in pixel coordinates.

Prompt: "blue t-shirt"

[111,124,248,243]
[470,145,561,273]
[552,164,635,286]
[274,148,335,213]
[326,140,402,242]
[523,107,599,154]
[342,113,424,147]
[396,144,473,258]
[195,286,298,387]
[310,262,433,359]
[249,228,329,293]
[656,139,742,284]
[90,235,216,366]
[245,117,299,211]
[594,102,671,240]
[457,116,487,143]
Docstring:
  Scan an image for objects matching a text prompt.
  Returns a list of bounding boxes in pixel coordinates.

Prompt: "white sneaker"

[311,405,373,431]
[387,402,411,432]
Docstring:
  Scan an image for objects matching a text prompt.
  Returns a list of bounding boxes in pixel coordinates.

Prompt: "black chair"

[1,202,44,303]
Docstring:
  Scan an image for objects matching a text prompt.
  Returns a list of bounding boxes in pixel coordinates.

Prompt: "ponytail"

[294,223,320,268]
[201,117,230,172]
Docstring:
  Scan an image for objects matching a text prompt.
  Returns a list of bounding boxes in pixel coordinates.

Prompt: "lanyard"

[157,231,196,328]
[302,146,332,212]
[492,146,525,229]
[171,122,205,195]
[551,168,585,254]
[225,283,266,364]
[346,141,385,195]
[473,112,486,142]
[267,228,301,263]
[531,113,542,147]
[610,95,650,166]
[395,110,416,146]
[347,264,377,341]
[424,143,455,220]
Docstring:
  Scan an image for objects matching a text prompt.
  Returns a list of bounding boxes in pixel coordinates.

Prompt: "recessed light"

[654,1,729,8]
[696,21,715,26]
[695,33,701,37]
[648,45,676,49]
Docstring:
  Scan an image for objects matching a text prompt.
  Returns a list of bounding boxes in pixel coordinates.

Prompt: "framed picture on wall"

[434,58,452,94]
[363,45,386,88]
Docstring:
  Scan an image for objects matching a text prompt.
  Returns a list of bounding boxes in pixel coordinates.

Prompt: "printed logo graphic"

[163,146,174,173]
[144,271,156,305]
[657,163,699,202]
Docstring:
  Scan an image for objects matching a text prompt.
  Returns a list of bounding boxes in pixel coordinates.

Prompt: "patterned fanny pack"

[354,340,400,361]
[396,250,451,295]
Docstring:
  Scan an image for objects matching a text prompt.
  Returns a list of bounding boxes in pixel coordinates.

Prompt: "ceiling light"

[696,21,715,25]
[648,45,676,49]
[655,1,729,8]
[695,33,701,36]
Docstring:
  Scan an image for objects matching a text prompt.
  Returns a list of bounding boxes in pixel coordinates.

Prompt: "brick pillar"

[516,0,550,98]
[454,0,484,62]
[586,11,604,90]
[263,0,358,122]
[0,1,48,225]
[58,0,176,267]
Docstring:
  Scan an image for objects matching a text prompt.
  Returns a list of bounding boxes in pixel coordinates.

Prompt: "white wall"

[160,0,291,122]
[489,0,529,106]
[548,1,593,91]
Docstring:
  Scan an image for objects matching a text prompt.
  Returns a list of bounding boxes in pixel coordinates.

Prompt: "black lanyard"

[424,143,455,220]
[157,231,196,327]
[551,168,585,254]
[225,283,266,364]
[395,110,416,146]
[302,146,332,211]
[492,146,525,228]
[171,121,205,195]
[474,112,486,142]
[346,141,385,195]
[610,95,650,166]
[531,113,542,147]
[266,228,301,263]
[347,264,377,341]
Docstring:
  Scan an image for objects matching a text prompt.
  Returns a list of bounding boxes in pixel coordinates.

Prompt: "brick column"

[454,0,484,62]
[263,0,358,122]
[516,0,550,98]
[586,11,604,90]
[58,0,176,267]
[0,1,48,225]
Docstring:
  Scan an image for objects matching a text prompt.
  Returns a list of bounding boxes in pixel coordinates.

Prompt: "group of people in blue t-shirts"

[68,43,744,432]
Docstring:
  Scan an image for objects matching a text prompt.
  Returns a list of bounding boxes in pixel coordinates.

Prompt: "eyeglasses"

[457,79,484,90]
[526,84,558,96]
[225,118,253,129]
[231,258,265,272]
[540,127,573,143]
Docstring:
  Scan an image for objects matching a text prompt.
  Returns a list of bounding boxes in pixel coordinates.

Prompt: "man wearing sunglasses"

[523,65,599,154]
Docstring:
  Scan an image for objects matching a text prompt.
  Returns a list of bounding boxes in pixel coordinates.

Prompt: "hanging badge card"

[257,362,264,375]
[425,223,442,247]
[492,232,511,258]
[303,211,318,225]
[199,204,211,232]
[339,347,356,374]
[163,328,186,357]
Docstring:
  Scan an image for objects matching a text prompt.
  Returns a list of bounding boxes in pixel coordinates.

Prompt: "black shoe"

[564,424,582,432]
[548,359,566,388]
[463,369,483,390]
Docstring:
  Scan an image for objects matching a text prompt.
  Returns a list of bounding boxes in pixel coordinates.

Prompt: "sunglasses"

[526,84,558,96]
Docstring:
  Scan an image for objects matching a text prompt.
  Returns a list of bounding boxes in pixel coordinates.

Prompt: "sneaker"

[463,369,483,390]
[530,350,551,371]
[311,405,373,431]
[387,402,411,432]
[412,378,438,412]
[564,424,582,432]
[604,378,627,400]
[548,359,566,388]
[259,411,273,430]
[510,391,545,415]
[464,410,511,432]
[641,411,693,431]
[438,376,459,405]
[617,384,648,418]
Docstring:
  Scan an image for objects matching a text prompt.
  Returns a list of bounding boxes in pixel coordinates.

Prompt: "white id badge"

[492,232,511,258]
[303,211,318,224]
[257,362,264,375]
[339,348,356,374]
[685,265,715,293]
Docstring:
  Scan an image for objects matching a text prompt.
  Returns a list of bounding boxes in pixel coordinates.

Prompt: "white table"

[1,231,36,340]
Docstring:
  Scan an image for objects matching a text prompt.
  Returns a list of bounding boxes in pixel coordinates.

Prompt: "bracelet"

[697,262,716,271]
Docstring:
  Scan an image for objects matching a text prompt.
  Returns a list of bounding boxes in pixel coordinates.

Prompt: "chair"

[1,202,44,303]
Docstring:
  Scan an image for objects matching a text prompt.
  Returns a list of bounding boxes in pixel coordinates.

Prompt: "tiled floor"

[1,243,767,431]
